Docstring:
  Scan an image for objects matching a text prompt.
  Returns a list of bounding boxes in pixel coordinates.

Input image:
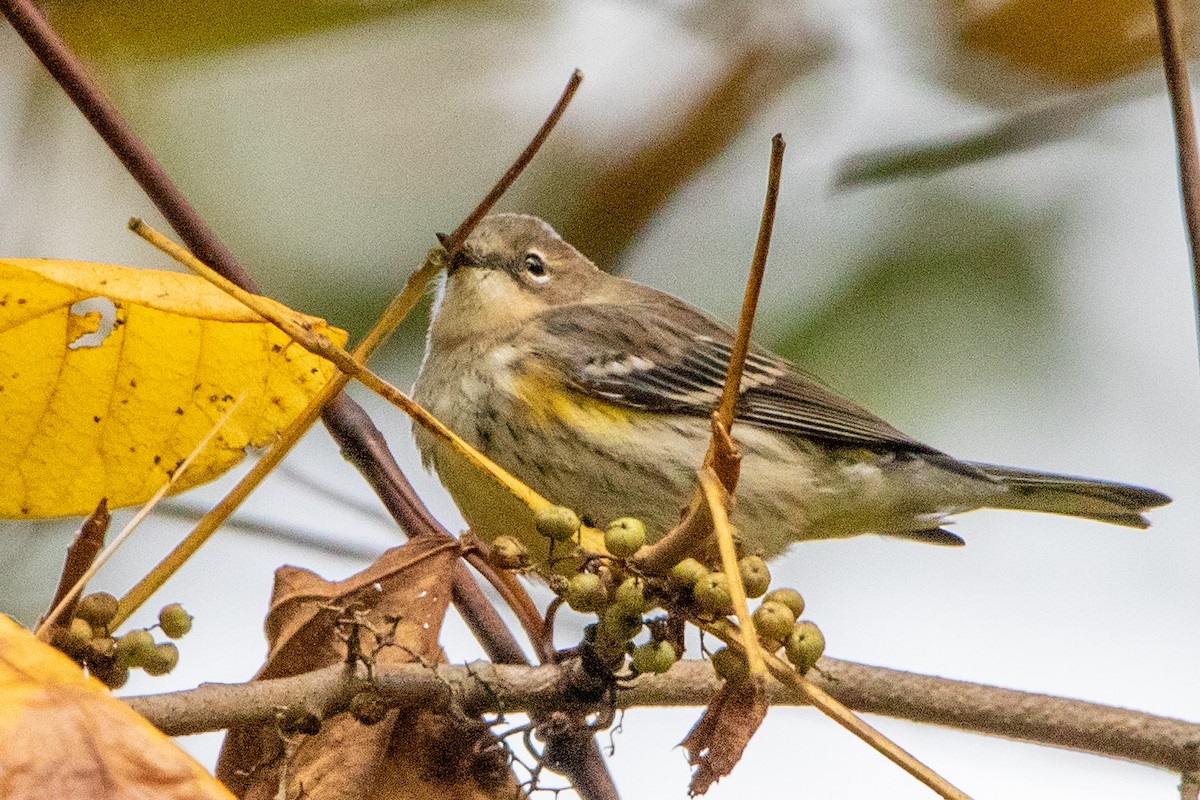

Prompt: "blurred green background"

[0,1,1196,798]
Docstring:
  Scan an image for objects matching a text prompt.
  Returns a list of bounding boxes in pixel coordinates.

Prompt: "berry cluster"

[51,593,192,689]
[488,505,827,682]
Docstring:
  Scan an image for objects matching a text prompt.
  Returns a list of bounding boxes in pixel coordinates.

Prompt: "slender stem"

[714,133,785,436]
[699,468,764,677]
[1152,0,1200,342]
[704,621,972,800]
[441,70,584,254]
[0,0,255,290]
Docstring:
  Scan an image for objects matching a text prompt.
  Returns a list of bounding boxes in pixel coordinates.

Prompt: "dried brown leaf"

[216,538,519,800]
[681,677,769,796]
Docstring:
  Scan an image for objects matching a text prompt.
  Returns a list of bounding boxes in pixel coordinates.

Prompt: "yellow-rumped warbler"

[413,213,1169,562]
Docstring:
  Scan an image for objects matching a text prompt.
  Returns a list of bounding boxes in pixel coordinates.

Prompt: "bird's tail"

[967,463,1171,529]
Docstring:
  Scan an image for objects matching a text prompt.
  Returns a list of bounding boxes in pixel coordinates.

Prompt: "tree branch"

[125,657,1200,775]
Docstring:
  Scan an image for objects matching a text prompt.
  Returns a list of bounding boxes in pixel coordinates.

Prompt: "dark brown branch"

[1153,0,1200,336]
[39,499,109,629]
[0,0,256,290]
[441,69,583,254]
[126,658,1200,775]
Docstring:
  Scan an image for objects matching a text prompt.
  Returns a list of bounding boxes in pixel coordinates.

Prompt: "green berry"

[710,646,748,684]
[601,605,643,643]
[74,592,119,629]
[565,572,608,613]
[693,573,733,616]
[604,517,646,558]
[349,690,389,725]
[738,556,771,598]
[88,636,117,660]
[489,536,530,570]
[158,603,193,639]
[142,642,179,676]
[763,588,805,619]
[114,629,156,668]
[613,577,652,614]
[631,640,677,674]
[89,659,129,690]
[669,558,709,589]
[535,506,580,542]
[785,621,826,674]
[68,617,94,645]
[752,600,796,642]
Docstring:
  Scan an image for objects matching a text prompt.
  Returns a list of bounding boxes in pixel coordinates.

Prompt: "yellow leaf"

[0,259,347,518]
[0,615,235,799]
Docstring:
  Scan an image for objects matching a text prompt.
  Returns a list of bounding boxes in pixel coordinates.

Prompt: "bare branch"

[1152,0,1200,345]
[125,658,1200,776]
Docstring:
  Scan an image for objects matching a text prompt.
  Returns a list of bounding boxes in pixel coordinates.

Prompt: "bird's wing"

[532,297,933,453]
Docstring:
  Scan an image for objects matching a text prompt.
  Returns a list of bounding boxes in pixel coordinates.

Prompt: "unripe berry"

[489,535,530,570]
[669,558,709,589]
[710,646,748,684]
[604,518,646,558]
[693,573,733,616]
[565,572,608,613]
[762,588,805,619]
[349,690,389,725]
[738,556,771,598]
[613,577,653,614]
[89,659,129,690]
[142,642,179,676]
[114,629,156,668]
[75,592,119,629]
[158,603,193,639]
[752,600,796,643]
[785,621,826,674]
[601,605,643,643]
[631,640,677,674]
[535,506,580,542]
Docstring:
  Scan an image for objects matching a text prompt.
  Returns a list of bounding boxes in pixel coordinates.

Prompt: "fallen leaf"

[0,259,347,519]
[682,677,768,795]
[217,537,519,800]
[0,614,234,800]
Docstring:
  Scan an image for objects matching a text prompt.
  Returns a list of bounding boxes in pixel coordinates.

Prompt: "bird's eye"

[524,253,550,283]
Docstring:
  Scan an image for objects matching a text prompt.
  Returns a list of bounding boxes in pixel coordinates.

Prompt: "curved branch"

[126,657,1200,775]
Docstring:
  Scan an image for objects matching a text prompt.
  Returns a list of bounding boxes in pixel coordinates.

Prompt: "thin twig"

[41,397,244,638]
[702,621,972,800]
[713,132,784,441]
[1153,0,1200,342]
[39,500,110,630]
[441,69,583,254]
[699,467,763,678]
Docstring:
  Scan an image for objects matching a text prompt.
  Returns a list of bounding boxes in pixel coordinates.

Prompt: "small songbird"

[413,213,1169,562]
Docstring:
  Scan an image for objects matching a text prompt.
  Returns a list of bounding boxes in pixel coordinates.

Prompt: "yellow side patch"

[512,369,636,434]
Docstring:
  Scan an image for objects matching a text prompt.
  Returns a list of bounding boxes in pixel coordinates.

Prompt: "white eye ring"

[524,253,550,283]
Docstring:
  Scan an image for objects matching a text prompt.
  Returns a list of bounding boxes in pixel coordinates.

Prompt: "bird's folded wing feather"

[531,298,935,453]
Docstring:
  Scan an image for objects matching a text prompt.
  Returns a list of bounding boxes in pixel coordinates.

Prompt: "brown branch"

[0,0,256,290]
[39,499,109,629]
[632,136,785,573]
[1153,0,1200,339]
[441,69,583,254]
[712,132,784,465]
[125,658,1200,776]
[8,6,608,791]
